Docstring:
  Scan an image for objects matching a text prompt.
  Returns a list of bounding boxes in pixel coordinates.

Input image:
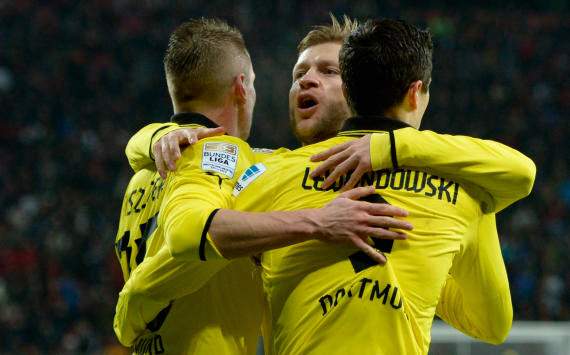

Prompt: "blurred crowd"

[1,0,568,353]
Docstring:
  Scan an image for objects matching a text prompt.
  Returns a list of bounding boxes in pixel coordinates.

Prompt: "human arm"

[113,136,250,346]
[311,129,536,212]
[113,246,230,346]
[125,122,224,175]
[435,213,512,344]
[114,187,412,345]
[209,187,412,263]
[125,123,180,173]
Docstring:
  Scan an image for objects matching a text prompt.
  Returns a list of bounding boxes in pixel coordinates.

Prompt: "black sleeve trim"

[146,302,173,332]
[199,208,221,261]
[149,125,175,161]
[389,131,399,169]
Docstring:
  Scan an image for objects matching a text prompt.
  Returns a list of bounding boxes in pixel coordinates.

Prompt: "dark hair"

[164,18,249,104]
[340,19,433,116]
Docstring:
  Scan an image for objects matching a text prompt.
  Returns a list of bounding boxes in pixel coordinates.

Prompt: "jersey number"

[116,214,158,277]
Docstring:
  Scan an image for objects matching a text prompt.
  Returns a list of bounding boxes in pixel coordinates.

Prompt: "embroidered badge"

[201,142,239,178]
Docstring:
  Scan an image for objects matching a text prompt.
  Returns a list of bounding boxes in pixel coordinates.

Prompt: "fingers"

[154,143,167,179]
[364,215,413,231]
[167,138,180,171]
[319,155,356,189]
[352,237,387,264]
[365,227,408,240]
[182,130,197,145]
[362,202,410,218]
[339,168,364,192]
[338,186,376,200]
[310,151,349,179]
[310,141,352,162]
[153,127,225,179]
[196,127,225,140]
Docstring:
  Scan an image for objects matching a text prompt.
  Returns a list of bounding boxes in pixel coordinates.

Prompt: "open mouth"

[299,97,318,109]
[297,94,319,111]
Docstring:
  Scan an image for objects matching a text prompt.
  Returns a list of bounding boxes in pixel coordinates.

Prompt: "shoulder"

[287,137,351,159]
[253,146,290,163]
[176,136,255,179]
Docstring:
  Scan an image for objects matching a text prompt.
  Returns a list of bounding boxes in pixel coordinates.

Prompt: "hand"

[152,126,225,178]
[310,134,373,192]
[315,186,412,264]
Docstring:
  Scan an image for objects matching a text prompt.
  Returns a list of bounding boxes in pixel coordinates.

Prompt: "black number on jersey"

[116,214,159,277]
[127,188,146,215]
[348,194,395,273]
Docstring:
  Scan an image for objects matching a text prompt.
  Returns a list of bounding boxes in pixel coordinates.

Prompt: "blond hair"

[297,14,359,53]
[164,18,250,104]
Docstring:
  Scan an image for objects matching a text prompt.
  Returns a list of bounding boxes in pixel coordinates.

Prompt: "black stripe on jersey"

[338,116,406,170]
[199,208,221,261]
[389,130,399,169]
[146,302,173,332]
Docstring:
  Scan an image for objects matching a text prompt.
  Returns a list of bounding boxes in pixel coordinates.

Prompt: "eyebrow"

[293,58,339,72]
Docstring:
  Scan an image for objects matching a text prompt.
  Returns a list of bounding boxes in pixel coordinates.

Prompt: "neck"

[174,100,238,136]
[383,106,421,129]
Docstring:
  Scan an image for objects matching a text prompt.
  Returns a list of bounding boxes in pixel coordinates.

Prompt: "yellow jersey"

[114,112,263,354]
[119,117,535,354]
[115,168,164,282]
[233,116,534,355]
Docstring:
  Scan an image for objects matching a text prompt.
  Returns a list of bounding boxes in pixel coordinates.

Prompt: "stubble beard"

[289,101,350,146]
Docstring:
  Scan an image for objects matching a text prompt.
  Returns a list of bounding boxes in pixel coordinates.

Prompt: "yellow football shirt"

[124,121,290,173]
[120,117,534,353]
[126,121,534,213]
[115,168,164,282]
[233,117,526,355]
[436,213,512,344]
[114,113,263,354]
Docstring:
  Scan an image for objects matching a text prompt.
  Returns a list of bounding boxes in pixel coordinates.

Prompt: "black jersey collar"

[338,116,412,170]
[339,116,411,136]
[170,112,219,128]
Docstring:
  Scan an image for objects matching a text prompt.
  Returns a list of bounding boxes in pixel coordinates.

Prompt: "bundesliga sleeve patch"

[201,142,239,178]
[233,163,266,196]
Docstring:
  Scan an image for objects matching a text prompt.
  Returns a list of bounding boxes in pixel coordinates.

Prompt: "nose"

[299,69,319,90]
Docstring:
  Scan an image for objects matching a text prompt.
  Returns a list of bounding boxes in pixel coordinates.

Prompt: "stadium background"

[1,0,568,354]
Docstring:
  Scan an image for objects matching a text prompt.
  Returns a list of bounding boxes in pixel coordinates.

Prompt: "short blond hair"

[297,14,359,53]
[164,18,250,104]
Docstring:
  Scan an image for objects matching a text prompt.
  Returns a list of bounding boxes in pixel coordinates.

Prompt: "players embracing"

[114,15,535,355]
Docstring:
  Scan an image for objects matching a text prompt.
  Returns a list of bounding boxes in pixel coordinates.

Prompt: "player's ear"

[406,80,423,110]
[233,73,247,105]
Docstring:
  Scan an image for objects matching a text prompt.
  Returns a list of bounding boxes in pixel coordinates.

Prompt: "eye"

[323,67,340,75]
[293,70,306,80]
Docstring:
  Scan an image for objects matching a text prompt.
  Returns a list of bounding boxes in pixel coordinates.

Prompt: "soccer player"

[229,19,535,354]
[114,18,410,354]
[122,15,534,352]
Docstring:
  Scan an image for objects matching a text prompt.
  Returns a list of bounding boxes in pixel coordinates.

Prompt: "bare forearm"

[208,209,320,258]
